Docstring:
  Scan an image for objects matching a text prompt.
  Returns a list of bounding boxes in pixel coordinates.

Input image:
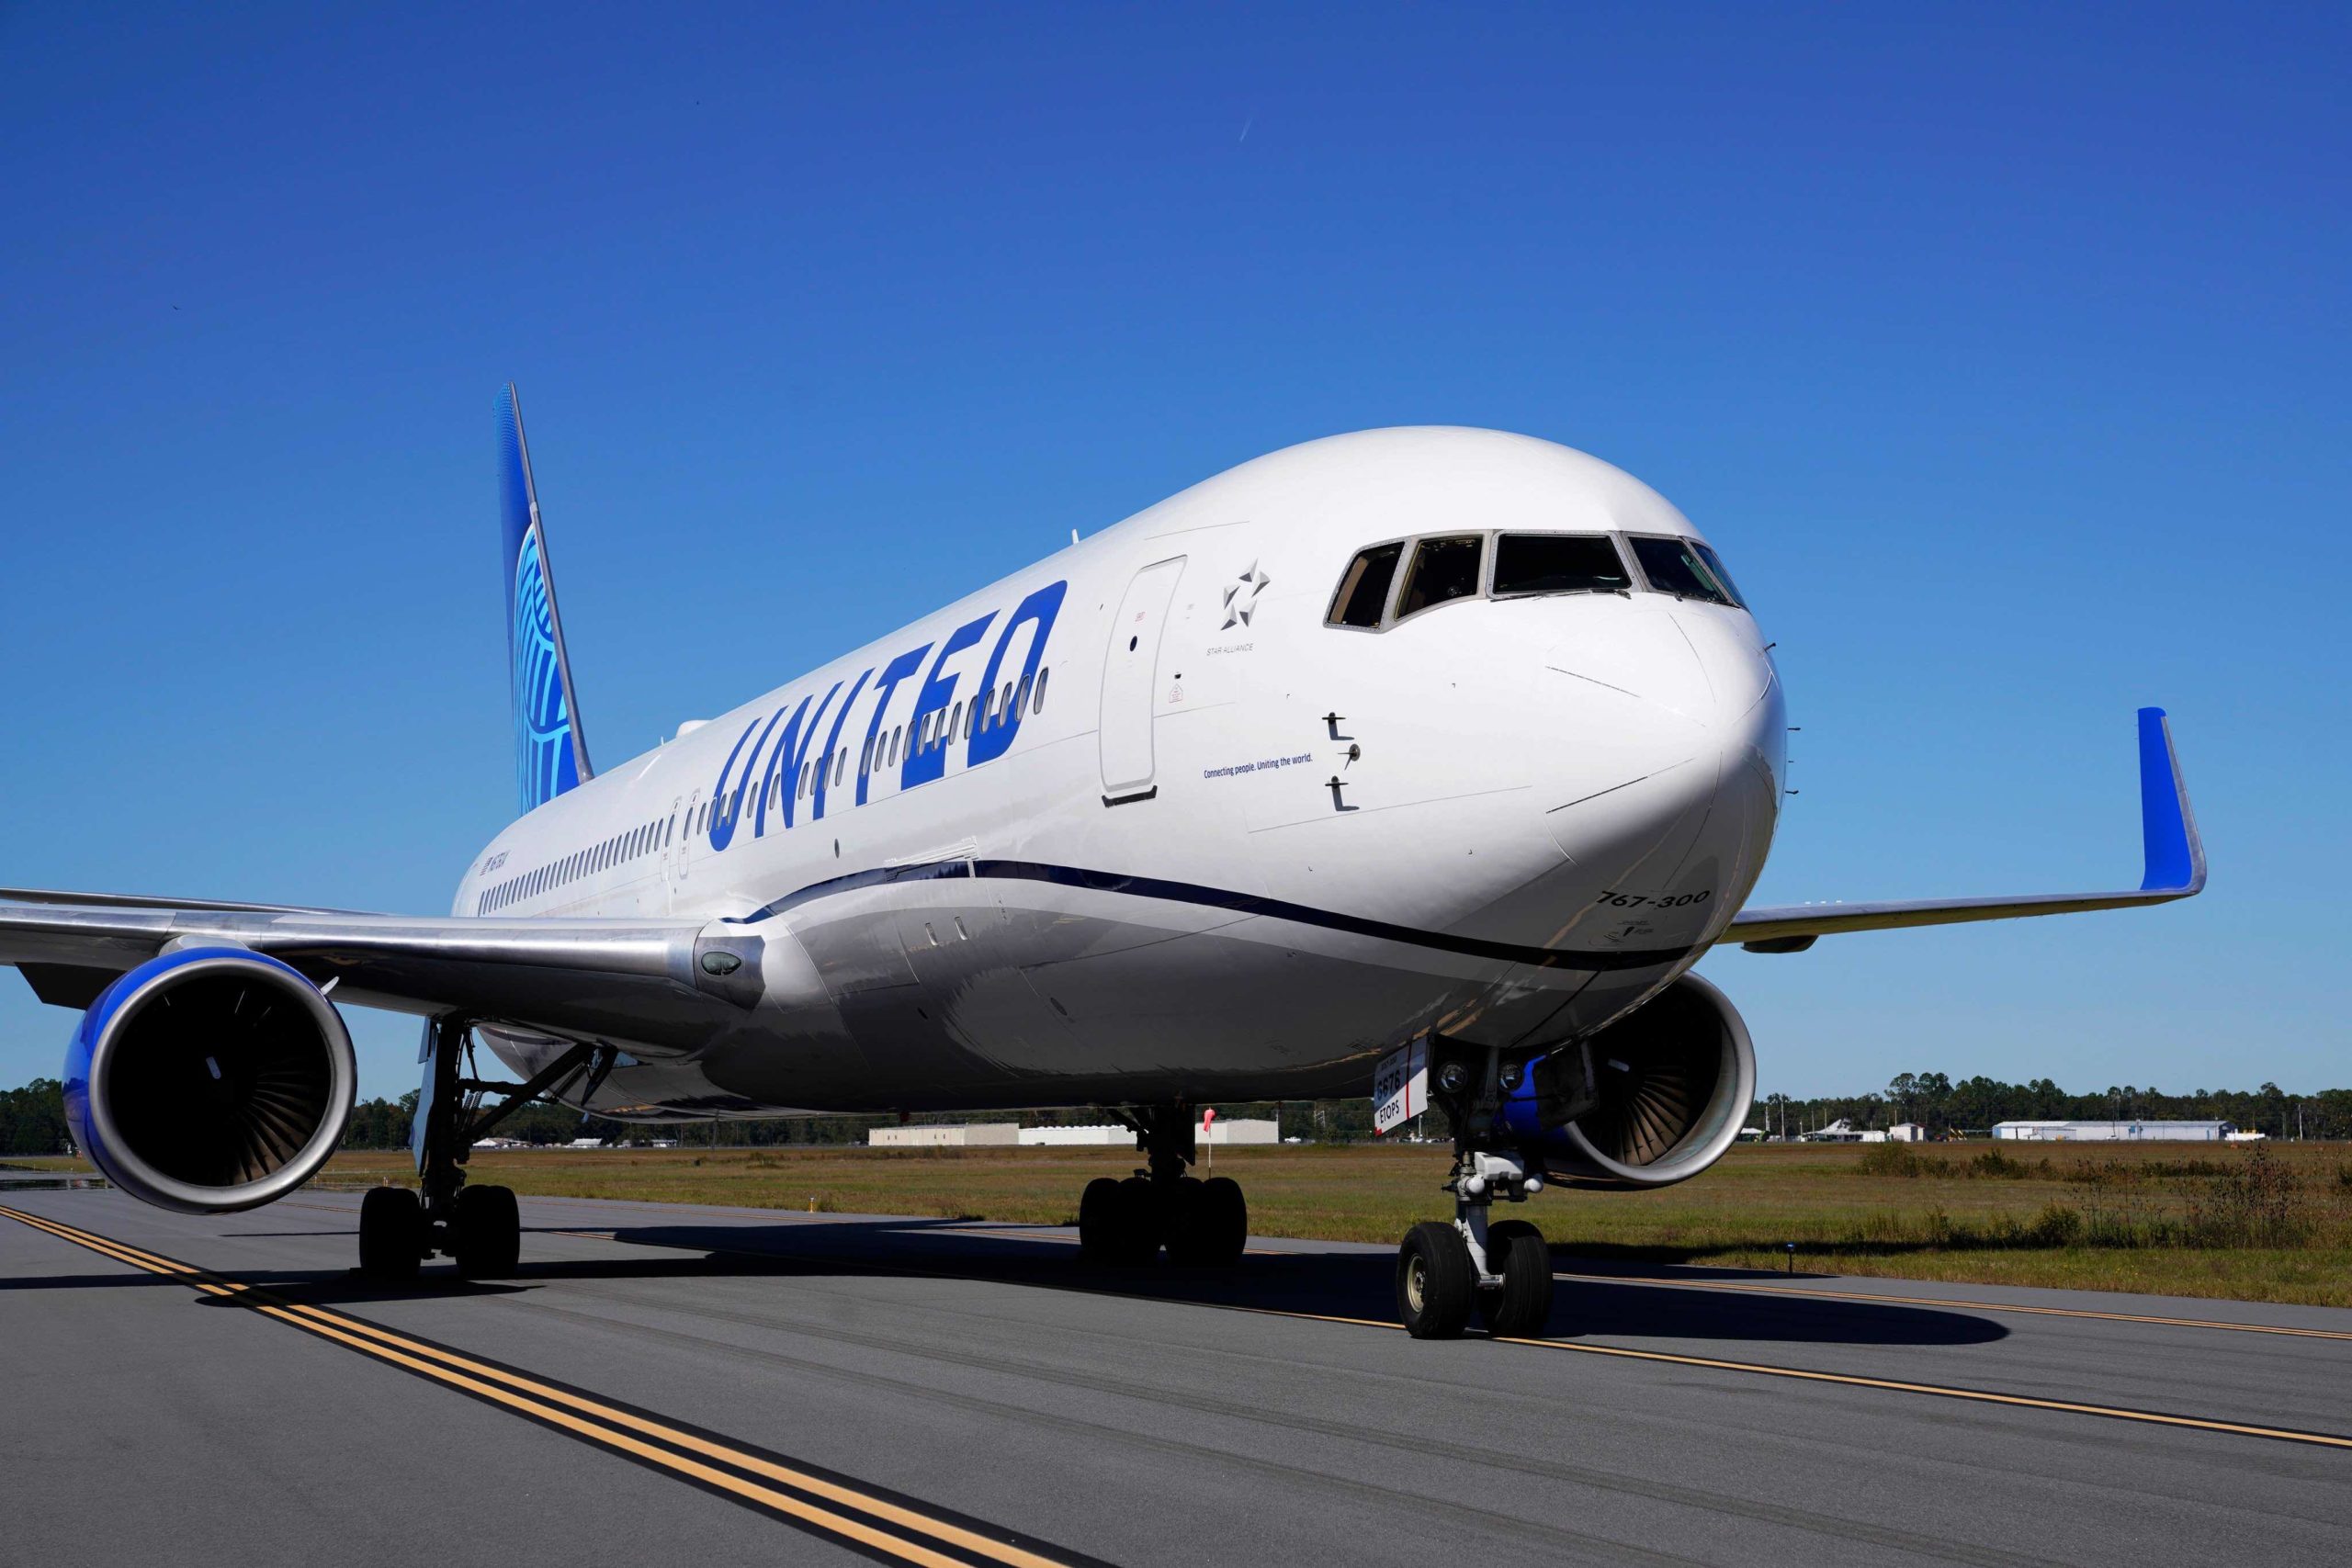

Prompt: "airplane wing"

[0,899,755,1046]
[1724,707,2205,953]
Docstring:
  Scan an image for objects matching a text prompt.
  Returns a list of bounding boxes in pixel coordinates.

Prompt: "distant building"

[1011,1118,1280,1147]
[1889,1122,1927,1143]
[1991,1120,2233,1143]
[868,1122,1020,1148]
[1018,1124,1129,1146]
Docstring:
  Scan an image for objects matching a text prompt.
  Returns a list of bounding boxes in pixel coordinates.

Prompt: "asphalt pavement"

[4,1182,2347,1567]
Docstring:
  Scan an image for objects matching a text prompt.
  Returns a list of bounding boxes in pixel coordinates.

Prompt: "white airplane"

[0,389,2204,1338]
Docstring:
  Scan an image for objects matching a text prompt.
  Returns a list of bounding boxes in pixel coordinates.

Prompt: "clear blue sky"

[2,4,2344,1103]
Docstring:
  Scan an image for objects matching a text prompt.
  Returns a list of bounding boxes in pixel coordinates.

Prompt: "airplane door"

[1099,556,1186,803]
[669,791,696,905]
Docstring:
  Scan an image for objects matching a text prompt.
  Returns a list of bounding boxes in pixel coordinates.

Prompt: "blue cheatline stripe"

[2136,706,2198,893]
[737,859,1694,973]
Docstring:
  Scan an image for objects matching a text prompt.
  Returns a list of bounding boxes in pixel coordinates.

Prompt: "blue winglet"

[2136,707,2205,894]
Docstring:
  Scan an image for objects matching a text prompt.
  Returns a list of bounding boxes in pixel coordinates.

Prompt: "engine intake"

[1509,973,1756,1190]
[64,948,356,1213]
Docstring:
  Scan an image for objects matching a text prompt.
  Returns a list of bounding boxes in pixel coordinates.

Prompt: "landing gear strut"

[1394,1049,1556,1340]
[1077,1104,1248,1268]
[357,1018,599,1282]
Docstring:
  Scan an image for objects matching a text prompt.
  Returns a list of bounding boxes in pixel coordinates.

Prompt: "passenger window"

[950,701,963,742]
[963,700,976,740]
[1328,542,1405,628]
[1396,536,1484,619]
[1629,536,1741,607]
[1033,668,1049,712]
[834,749,848,785]
[1492,534,1632,597]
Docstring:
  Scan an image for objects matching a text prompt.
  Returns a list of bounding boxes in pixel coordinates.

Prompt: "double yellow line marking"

[0,1204,1097,1568]
[28,1199,2346,1471]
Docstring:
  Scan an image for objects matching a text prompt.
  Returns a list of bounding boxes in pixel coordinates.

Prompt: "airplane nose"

[1528,603,1783,946]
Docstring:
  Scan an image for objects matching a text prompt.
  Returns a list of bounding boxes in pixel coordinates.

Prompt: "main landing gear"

[1394,1052,1557,1340]
[1076,1104,1249,1268]
[358,1018,605,1284]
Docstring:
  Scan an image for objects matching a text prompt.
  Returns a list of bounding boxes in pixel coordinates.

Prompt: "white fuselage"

[454,428,1786,1119]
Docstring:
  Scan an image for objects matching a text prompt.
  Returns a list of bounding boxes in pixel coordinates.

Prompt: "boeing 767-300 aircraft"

[0,389,2203,1337]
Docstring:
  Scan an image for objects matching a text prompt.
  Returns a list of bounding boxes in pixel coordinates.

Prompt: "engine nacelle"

[63,947,356,1213]
[1503,973,1756,1190]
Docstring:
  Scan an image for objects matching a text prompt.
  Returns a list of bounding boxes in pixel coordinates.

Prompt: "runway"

[4,1185,2348,1567]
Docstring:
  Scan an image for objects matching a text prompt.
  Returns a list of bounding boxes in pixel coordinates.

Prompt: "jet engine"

[63,947,356,1213]
[1504,973,1756,1190]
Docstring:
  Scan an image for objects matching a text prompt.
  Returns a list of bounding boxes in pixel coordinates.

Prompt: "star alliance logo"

[1221,560,1271,630]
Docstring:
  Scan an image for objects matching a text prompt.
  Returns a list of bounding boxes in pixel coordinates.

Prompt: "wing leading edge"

[1725,707,2206,953]
[0,899,737,1047]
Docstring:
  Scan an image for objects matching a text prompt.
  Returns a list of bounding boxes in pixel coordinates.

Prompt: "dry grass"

[22,1141,2352,1308]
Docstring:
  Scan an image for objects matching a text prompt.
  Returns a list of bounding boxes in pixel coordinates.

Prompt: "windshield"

[1395,535,1485,618]
[1328,542,1404,628]
[1492,534,1633,597]
[1629,536,1742,608]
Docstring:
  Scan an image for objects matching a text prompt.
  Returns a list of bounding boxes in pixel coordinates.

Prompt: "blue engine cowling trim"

[64,946,356,1214]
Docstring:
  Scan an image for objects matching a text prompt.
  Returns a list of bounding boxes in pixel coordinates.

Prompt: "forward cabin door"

[1098,556,1186,804]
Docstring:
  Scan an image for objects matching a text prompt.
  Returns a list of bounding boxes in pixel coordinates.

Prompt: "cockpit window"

[1628,536,1742,608]
[1492,534,1632,597]
[1691,542,1745,607]
[1396,535,1484,619]
[1328,542,1403,628]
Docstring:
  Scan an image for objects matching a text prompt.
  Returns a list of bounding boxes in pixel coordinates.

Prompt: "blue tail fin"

[500,385,593,813]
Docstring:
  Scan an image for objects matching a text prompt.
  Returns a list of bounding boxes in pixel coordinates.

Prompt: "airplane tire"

[451,1184,522,1279]
[1114,1176,1161,1264]
[1174,1176,1247,1268]
[1078,1177,1125,1261]
[1396,1220,1475,1339]
[1478,1219,1555,1338]
[358,1186,424,1282]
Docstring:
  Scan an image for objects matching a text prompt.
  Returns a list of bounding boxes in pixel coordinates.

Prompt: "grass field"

[18,1140,2352,1307]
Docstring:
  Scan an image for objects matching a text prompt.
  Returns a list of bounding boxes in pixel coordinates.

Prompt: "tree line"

[8,1073,2352,1156]
[1759,1074,2352,1141]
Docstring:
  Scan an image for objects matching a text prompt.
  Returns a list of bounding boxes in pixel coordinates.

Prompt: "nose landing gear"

[1394,1052,1559,1340]
[1076,1104,1249,1268]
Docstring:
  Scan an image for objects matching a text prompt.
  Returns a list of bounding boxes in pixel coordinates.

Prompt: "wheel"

[1169,1176,1246,1267]
[1078,1177,1125,1261]
[450,1183,521,1278]
[357,1186,423,1281]
[1478,1219,1555,1338]
[1114,1175,1161,1264]
[1396,1220,1476,1339]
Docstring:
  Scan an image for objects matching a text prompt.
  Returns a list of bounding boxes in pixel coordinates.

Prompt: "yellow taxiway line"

[26,1201,2346,1461]
[0,1204,1094,1568]
[523,1211,2352,1453]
